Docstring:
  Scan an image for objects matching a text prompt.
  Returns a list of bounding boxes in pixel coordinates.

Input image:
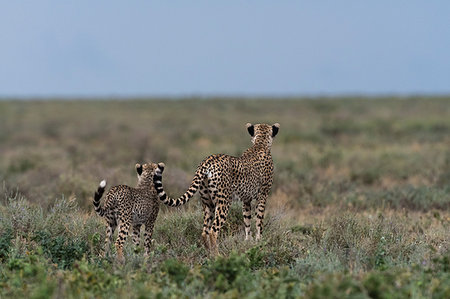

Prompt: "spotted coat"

[153,123,280,254]
[93,162,164,262]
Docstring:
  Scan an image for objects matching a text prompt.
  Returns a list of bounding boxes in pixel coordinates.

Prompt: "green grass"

[0,97,449,298]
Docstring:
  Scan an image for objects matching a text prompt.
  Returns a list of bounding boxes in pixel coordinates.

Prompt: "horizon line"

[1,92,450,101]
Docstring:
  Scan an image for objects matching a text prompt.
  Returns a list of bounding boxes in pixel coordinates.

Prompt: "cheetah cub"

[93,162,165,262]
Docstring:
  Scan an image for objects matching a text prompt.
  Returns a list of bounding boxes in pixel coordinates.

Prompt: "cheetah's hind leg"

[200,182,213,251]
[132,224,142,253]
[103,219,117,258]
[242,200,253,241]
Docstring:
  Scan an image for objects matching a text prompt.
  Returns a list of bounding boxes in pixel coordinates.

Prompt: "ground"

[0,98,449,298]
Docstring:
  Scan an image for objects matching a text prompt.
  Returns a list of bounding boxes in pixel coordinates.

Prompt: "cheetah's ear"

[246,123,254,137]
[135,163,143,175]
[272,123,280,137]
[157,162,165,173]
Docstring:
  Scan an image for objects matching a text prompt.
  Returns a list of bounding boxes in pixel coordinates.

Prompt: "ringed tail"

[93,179,107,216]
[153,163,204,207]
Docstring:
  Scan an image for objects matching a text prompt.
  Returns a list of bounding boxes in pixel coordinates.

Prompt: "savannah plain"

[0,98,449,298]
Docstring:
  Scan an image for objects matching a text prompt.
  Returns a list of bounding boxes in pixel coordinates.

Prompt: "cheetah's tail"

[93,180,107,217]
[153,163,204,207]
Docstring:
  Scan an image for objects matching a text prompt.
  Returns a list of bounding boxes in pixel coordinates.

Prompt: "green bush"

[203,252,250,293]
[32,231,88,269]
[160,258,189,286]
[0,228,13,261]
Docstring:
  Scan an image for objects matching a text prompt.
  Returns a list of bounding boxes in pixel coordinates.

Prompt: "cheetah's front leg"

[144,219,156,256]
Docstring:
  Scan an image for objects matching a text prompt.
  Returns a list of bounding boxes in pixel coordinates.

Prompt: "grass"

[0,97,449,298]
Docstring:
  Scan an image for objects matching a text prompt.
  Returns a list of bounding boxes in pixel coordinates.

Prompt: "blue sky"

[1,1,449,97]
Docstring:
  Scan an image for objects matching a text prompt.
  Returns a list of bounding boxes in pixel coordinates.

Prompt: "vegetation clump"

[0,98,449,297]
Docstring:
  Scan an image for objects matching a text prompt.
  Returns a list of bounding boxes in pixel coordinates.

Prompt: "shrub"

[160,258,189,286]
[33,231,88,269]
[202,252,250,293]
[0,228,13,261]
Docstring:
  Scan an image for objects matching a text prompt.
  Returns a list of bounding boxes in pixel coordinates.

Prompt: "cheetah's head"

[246,123,280,147]
[135,162,165,186]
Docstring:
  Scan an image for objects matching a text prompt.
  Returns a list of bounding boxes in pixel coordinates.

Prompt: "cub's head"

[135,162,165,186]
[246,123,280,146]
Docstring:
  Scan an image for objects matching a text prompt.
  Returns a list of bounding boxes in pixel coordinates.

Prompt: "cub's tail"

[93,180,107,217]
[153,162,206,207]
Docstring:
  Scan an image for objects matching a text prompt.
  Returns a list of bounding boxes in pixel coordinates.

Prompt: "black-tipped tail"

[153,162,202,207]
[93,180,107,217]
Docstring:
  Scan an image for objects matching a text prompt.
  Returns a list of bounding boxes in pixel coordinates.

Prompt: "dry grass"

[0,97,449,297]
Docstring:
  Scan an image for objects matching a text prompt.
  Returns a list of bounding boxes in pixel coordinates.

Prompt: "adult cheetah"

[93,162,165,262]
[153,123,280,254]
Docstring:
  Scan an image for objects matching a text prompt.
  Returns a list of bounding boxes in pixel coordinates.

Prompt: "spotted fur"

[93,162,165,262]
[153,123,280,254]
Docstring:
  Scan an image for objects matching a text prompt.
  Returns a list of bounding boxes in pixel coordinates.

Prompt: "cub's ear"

[272,123,280,137]
[246,123,254,137]
[135,163,143,175]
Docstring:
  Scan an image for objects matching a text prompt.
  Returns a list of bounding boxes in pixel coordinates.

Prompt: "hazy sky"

[1,1,449,97]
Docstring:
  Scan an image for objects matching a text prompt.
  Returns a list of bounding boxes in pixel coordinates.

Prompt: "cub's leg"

[103,217,117,257]
[132,224,142,252]
[115,215,131,263]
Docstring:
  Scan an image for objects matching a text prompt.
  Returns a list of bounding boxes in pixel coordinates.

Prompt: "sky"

[1,1,449,97]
